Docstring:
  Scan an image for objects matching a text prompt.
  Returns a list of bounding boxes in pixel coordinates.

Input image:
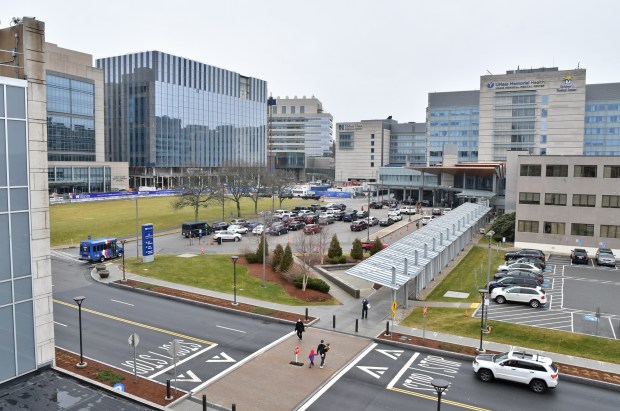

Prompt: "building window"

[571,223,594,236]
[518,220,539,233]
[519,192,540,204]
[300,106,305,114]
[541,108,548,118]
[291,106,296,114]
[520,164,541,176]
[602,195,620,208]
[540,148,547,155]
[371,141,375,147]
[272,106,277,114]
[544,193,567,206]
[572,194,596,207]
[281,106,286,114]
[339,133,353,149]
[370,148,374,153]
[600,225,620,238]
[370,162,374,167]
[371,134,375,140]
[574,165,597,177]
[542,95,549,105]
[543,222,565,235]
[539,135,547,144]
[603,165,620,178]
[546,165,568,177]
[540,122,548,130]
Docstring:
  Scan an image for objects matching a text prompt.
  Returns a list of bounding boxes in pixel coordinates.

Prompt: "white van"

[291,188,308,197]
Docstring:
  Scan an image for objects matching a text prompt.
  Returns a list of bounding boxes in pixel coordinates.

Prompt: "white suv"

[473,348,559,393]
[491,285,547,308]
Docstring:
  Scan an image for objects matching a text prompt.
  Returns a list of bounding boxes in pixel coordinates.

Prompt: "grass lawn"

[50,196,311,246]
[401,307,620,365]
[123,254,337,306]
[426,246,506,303]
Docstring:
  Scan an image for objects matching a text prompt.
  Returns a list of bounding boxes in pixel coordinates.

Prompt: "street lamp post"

[73,296,87,368]
[121,240,126,282]
[260,212,268,288]
[485,230,495,328]
[477,288,488,353]
[366,188,372,243]
[231,256,239,305]
[135,192,139,262]
[431,378,450,411]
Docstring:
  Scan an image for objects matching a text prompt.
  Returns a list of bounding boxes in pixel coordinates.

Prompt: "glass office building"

[0,79,37,383]
[583,84,620,156]
[389,122,427,166]
[96,52,267,180]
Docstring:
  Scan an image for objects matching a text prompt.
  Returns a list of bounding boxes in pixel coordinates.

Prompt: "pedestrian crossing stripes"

[51,249,82,263]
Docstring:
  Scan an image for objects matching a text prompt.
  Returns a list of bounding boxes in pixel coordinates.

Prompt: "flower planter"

[99,270,110,279]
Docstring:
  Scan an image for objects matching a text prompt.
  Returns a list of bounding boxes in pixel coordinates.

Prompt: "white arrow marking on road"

[207,352,235,363]
[174,370,201,383]
[111,299,134,306]
[357,366,388,379]
[376,349,404,360]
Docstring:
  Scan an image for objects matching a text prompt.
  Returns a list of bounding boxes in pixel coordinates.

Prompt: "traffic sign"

[423,305,427,317]
[113,383,125,391]
[294,346,300,355]
[128,333,139,348]
[391,300,398,313]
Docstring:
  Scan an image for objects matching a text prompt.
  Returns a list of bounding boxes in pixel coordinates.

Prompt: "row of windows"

[520,164,620,178]
[518,220,620,238]
[430,109,479,116]
[273,105,305,115]
[339,133,353,149]
[430,120,479,127]
[519,193,620,208]
[586,103,620,112]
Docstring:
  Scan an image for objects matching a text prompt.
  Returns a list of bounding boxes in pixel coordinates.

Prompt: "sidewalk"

[95,262,620,380]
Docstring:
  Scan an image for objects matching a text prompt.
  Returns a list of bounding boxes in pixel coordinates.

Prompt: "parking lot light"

[431,378,450,411]
[477,288,488,353]
[231,255,239,306]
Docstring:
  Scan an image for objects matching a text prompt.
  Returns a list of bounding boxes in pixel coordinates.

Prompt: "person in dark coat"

[295,319,305,340]
[317,340,327,368]
[362,298,369,319]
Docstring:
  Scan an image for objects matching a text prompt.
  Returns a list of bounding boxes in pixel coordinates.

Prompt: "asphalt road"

[301,342,619,411]
[52,258,292,392]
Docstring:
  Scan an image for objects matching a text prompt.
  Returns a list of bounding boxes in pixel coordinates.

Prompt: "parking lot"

[481,254,620,339]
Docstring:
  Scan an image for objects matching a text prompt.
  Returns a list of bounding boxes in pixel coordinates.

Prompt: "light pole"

[477,288,488,353]
[121,240,126,282]
[366,188,372,243]
[231,255,239,305]
[260,211,268,288]
[134,191,139,262]
[431,378,450,411]
[73,296,87,368]
[485,230,495,328]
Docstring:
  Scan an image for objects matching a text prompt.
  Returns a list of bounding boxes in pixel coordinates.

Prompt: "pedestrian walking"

[317,340,326,368]
[308,349,316,368]
[295,319,305,340]
[362,298,369,319]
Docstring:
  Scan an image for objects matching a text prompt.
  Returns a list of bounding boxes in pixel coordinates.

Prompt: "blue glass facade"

[428,107,479,165]
[96,51,267,169]
[46,74,96,162]
[389,126,427,166]
[584,102,620,156]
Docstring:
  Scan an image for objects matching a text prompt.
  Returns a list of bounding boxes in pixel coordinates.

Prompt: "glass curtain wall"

[584,101,620,156]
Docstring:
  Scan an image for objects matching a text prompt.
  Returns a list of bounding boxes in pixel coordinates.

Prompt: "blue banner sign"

[142,223,154,263]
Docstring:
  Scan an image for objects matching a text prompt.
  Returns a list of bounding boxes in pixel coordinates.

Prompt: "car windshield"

[600,253,614,258]
[493,352,509,363]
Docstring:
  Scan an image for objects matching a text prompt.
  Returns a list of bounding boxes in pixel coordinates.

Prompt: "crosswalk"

[50,249,83,263]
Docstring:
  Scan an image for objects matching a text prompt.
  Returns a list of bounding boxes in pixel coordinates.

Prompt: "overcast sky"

[5,1,620,124]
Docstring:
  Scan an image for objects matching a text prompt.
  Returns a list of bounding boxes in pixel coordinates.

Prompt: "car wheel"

[529,379,547,393]
[495,295,506,304]
[117,252,123,258]
[529,299,540,308]
[278,232,281,236]
[99,255,105,263]
[477,369,494,382]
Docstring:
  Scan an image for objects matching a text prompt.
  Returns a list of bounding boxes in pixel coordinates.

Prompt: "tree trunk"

[194,206,199,221]
[237,202,241,217]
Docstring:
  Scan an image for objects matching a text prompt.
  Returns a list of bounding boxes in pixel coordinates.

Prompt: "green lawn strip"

[123,254,336,306]
[401,307,620,365]
[50,196,311,246]
[426,246,507,303]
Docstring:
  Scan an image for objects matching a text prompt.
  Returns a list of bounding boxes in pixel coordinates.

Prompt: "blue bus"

[80,238,124,263]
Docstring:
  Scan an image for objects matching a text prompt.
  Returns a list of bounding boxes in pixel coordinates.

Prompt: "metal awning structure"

[345,202,490,293]
[455,189,496,199]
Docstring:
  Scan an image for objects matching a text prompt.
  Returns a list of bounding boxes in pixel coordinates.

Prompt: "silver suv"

[473,348,559,393]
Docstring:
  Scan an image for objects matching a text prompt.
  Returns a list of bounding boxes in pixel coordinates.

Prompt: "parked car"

[473,348,559,393]
[498,258,544,271]
[369,201,384,209]
[571,248,589,265]
[361,241,389,252]
[505,249,546,262]
[400,206,417,215]
[304,214,319,224]
[432,208,442,216]
[246,221,261,231]
[487,276,541,293]
[268,224,288,236]
[343,212,358,222]
[229,219,249,227]
[491,286,547,308]
[212,221,229,231]
[388,212,402,222]
[181,221,213,238]
[503,262,542,275]
[421,216,433,226]
[350,220,368,231]
[332,203,347,211]
[227,224,248,234]
[596,252,616,267]
[357,210,369,219]
[595,247,614,259]
[379,217,394,226]
[366,216,379,226]
[252,224,265,235]
[318,214,335,225]
[212,231,242,242]
[442,208,452,214]
[287,220,306,231]
[494,270,543,284]
[303,224,322,234]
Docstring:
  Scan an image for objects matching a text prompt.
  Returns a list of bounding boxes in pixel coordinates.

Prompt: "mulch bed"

[55,347,179,406]
[378,332,620,385]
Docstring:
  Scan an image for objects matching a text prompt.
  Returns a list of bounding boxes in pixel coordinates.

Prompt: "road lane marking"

[610,317,617,339]
[54,321,67,327]
[53,298,214,345]
[356,366,388,379]
[386,351,419,389]
[408,367,456,378]
[388,387,491,411]
[216,325,246,333]
[376,349,403,360]
[207,352,235,363]
[297,342,377,411]
[148,344,218,379]
[111,299,135,306]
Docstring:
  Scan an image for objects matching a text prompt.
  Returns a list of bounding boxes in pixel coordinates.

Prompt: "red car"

[361,241,389,251]
[303,224,322,234]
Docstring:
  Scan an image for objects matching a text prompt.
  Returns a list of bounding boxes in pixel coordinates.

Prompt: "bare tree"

[219,162,256,217]
[245,164,269,214]
[170,171,220,221]
[268,170,297,209]
[291,226,330,290]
